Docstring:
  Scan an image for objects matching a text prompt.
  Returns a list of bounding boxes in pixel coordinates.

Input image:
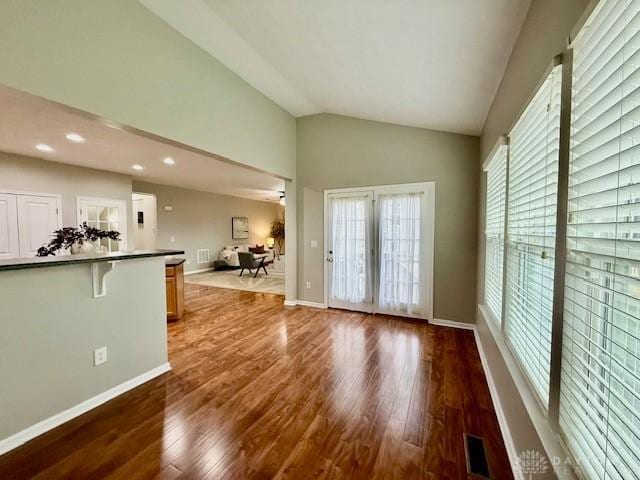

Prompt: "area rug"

[185,269,285,295]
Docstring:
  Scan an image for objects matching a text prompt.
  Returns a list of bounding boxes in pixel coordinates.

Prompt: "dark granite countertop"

[165,258,186,267]
[0,249,185,272]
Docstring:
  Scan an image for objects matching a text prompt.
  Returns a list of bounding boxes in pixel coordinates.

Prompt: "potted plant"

[36,222,121,257]
[269,219,285,257]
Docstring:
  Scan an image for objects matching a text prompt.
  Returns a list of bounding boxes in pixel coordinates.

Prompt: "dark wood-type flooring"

[0,284,512,479]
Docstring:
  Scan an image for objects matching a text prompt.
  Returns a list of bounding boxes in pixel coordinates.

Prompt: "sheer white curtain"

[330,196,370,304]
[378,193,423,315]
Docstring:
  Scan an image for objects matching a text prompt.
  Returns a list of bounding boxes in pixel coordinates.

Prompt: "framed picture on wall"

[232,217,249,239]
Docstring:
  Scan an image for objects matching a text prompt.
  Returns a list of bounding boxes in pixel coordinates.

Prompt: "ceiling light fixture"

[36,144,54,153]
[102,120,123,130]
[65,133,85,143]
[163,157,175,165]
[132,164,144,171]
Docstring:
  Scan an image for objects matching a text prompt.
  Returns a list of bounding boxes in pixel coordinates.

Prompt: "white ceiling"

[141,0,530,135]
[0,86,284,203]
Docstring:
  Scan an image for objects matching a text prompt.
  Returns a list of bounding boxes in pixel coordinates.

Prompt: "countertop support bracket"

[92,261,118,298]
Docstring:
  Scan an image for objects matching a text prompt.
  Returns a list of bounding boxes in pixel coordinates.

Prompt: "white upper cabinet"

[0,192,60,259]
[16,195,60,257]
[0,193,19,259]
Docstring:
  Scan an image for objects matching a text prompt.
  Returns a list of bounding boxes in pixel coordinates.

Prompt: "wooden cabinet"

[165,260,184,321]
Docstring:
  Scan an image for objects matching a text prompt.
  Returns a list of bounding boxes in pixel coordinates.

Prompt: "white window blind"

[504,64,563,408]
[484,145,508,324]
[560,0,640,478]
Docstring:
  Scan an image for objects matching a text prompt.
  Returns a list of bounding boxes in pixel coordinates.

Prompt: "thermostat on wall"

[163,205,174,212]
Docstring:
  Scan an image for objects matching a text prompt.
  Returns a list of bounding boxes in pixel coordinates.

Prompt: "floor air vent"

[464,433,491,478]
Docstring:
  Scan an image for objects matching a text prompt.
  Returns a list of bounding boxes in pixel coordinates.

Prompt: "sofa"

[218,244,274,267]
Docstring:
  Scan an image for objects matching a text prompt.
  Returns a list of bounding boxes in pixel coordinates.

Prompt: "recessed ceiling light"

[132,164,144,171]
[163,157,175,166]
[36,144,54,153]
[65,133,85,143]
[102,120,122,130]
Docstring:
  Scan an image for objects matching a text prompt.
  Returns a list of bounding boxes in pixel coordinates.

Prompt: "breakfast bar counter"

[0,249,184,453]
[0,249,184,271]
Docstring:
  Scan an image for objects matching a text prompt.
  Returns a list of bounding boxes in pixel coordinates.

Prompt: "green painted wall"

[0,257,168,442]
[480,0,591,160]
[133,181,281,273]
[0,0,296,179]
[297,114,480,323]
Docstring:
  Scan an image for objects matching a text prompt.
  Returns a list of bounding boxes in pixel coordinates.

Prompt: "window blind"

[485,145,508,324]
[504,64,563,408]
[560,0,640,478]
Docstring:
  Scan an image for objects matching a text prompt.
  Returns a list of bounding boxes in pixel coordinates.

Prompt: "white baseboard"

[476,304,578,479]
[429,315,519,478]
[282,299,327,309]
[297,300,327,309]
[430,317,475,330]
[0,362,171,456]
[184,267,215,275]
[473,325,522,480]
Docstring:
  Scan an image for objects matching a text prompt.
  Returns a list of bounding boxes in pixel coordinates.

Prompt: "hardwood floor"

[0,285,512,479]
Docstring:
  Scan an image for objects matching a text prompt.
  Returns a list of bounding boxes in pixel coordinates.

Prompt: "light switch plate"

[310,240,318,248]
[94,347,108,366]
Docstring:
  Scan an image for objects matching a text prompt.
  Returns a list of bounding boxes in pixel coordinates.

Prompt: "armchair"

[238,252,271,278]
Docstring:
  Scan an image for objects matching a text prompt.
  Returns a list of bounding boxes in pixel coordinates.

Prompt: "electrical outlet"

[306,281,312,289]
[94,347,108,366]
[169,236,175,243]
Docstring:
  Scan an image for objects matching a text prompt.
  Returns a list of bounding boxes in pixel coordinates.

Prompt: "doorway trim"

[132,191,158,251]
[323,181,435,320]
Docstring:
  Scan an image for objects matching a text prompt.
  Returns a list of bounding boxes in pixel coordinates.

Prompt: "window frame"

[483,138,509,327]
[502,61,565,412]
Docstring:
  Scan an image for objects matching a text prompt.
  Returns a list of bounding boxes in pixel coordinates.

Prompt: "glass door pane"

[327,192,373,312]
[376,192,424,316]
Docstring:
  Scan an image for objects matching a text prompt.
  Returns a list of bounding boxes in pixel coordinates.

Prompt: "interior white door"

[0,193,19,259]
[327,191,374,312]
[17,195,60,257]
[78,197,127,252]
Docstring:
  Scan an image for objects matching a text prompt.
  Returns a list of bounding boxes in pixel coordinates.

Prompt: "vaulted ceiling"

[141,0,530,135]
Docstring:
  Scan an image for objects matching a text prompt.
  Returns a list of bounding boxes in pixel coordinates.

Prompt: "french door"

[326,183,434,319]
[327,191,374,312]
